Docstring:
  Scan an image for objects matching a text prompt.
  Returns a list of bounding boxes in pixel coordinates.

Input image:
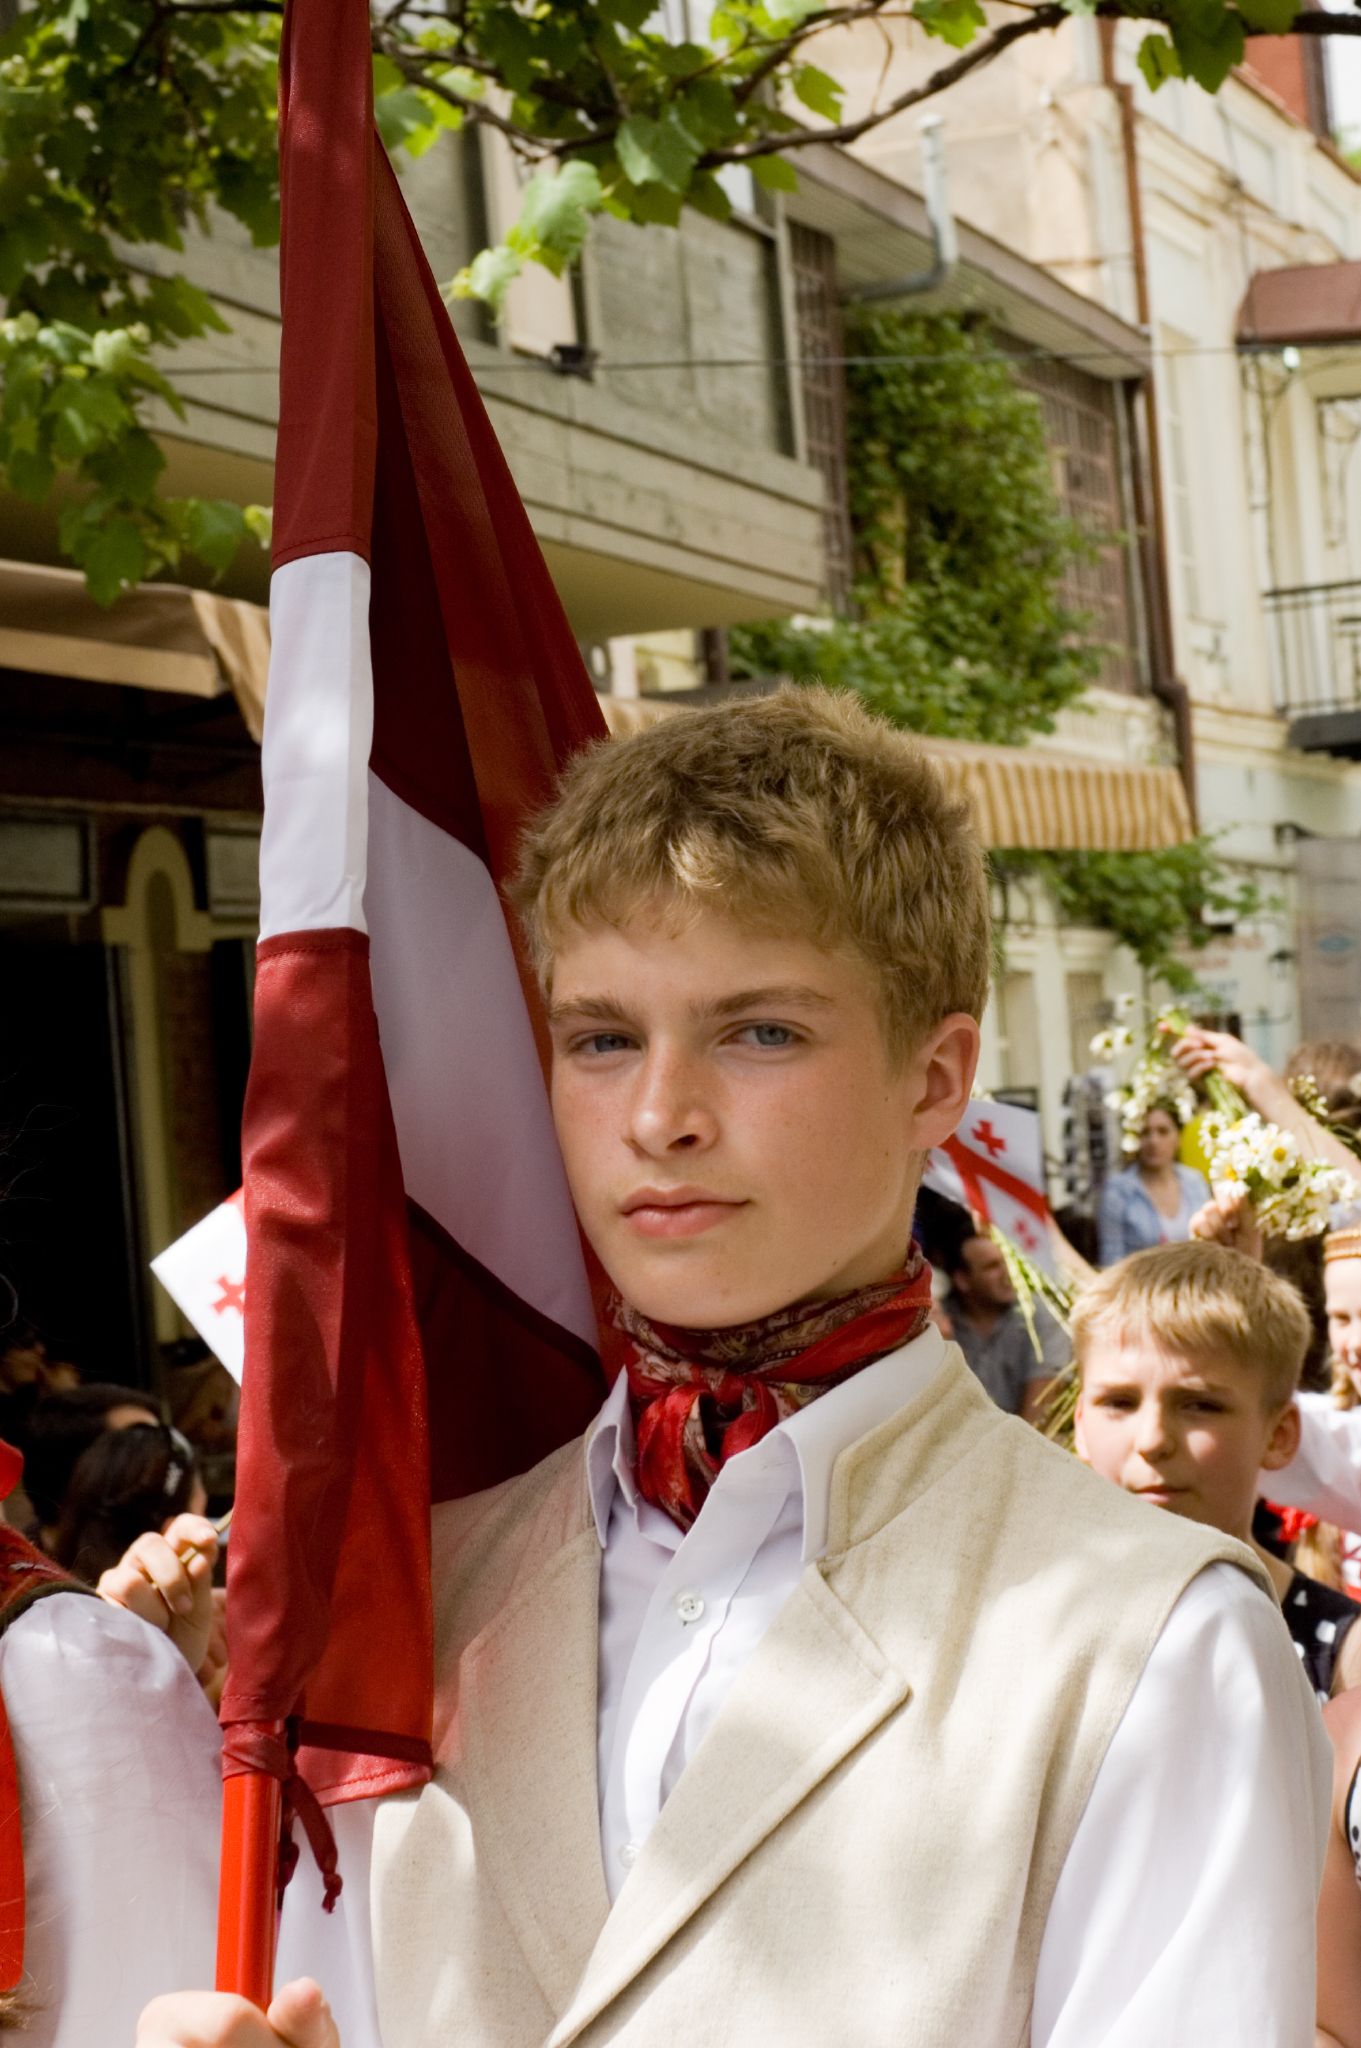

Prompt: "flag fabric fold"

[219,0,608,1953]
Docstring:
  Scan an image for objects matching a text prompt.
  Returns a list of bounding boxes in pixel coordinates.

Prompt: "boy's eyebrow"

[546,984,838,1028]
[700,984,837,1020]
[546,994,633,1027]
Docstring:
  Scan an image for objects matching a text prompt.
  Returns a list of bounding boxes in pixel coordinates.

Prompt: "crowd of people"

[12,688,1361,2044]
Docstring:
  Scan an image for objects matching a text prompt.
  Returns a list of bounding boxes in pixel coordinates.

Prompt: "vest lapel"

[547,1560,910,2048]
[459,1522,612,2014]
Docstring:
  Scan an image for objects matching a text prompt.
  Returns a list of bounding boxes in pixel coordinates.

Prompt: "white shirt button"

[618,1841,640,1868]
[675,1589,705,1625]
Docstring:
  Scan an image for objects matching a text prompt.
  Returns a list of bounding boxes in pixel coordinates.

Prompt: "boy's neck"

[1249,1537,1293,1606]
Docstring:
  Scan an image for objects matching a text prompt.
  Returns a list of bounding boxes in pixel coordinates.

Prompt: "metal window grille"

[787,223,854,612]
[1014,355,1141,695]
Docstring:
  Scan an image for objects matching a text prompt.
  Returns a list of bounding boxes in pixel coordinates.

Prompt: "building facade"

[820,14,1361,1094]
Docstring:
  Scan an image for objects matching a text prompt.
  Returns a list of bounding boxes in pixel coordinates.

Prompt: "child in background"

[1074,1240,1361,1701]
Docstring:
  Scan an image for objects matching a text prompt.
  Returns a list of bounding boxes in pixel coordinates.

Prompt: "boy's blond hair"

[1071,1240,1310,1411]
[510,685,991,1058]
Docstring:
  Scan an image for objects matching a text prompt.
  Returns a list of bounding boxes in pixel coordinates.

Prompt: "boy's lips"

[619,1187,748,1240]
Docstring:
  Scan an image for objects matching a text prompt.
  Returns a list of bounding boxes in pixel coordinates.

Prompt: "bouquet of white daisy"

[1095,1002,1357,1240]
[1195,1108,1355,1240]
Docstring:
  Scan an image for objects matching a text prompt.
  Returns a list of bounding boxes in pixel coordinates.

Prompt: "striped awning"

[921,734,1193,853]
[0,558,269,740]
[597,694,1194,852]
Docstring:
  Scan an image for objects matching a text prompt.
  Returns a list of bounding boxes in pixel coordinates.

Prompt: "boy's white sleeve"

[1267,1391,1361,1531]
[0,1591,221,2048]
[1032,1561,1329,2048]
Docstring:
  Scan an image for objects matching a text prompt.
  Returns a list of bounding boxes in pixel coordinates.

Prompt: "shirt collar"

[585,1322,947,1564]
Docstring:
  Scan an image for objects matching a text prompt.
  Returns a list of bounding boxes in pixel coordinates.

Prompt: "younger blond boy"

[142,691,1326,2048]
[1075,1239,1361,1699]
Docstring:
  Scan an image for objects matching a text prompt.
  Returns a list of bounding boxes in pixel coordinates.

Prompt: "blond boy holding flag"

[141,690,1327,2048]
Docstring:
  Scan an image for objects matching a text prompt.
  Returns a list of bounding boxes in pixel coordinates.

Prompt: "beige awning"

[597,693,1194,852]
[0,559,269,740]
[921,734,1193,853]
[0,568,1191,853]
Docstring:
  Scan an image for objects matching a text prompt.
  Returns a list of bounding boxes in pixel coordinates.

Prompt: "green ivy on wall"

[731,306,1255,985]
[730,307,1099,742]
[993,843,1267,994]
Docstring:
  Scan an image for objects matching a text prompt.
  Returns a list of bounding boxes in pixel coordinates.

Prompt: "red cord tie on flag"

[221,1722,343,1913]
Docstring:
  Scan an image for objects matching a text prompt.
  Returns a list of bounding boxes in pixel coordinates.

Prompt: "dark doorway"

[0,935,148,1383]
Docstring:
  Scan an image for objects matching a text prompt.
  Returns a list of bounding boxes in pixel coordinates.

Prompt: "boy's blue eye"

[580,1032,632,1055]
[743,1023,796,1048]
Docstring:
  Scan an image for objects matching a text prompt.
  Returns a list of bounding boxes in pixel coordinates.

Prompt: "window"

[787,223,854,611]
[1015,354,1141,693]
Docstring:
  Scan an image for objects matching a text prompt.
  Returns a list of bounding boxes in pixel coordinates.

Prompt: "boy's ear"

[1260,1397,1302,1475]
[1073,1396,1089,1463]
[905,1013,982,1151]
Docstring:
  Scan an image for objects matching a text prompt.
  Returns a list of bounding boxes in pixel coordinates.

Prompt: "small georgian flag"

[150,1190,247,1380]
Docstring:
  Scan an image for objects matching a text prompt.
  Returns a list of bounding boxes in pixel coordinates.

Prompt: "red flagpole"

[215,1732,285,2003]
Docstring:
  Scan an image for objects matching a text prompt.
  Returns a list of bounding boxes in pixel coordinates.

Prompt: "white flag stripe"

[259,551,374,939]
[365,773,598,1348]
[151,1196,248,1380]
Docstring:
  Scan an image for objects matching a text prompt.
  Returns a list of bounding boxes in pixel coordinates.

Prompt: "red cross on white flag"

[150,1189,248,1380]
[922,1098,1056,1275]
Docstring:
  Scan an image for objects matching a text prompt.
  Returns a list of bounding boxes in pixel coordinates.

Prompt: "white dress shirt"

[0,1593,221,2047]
[283,1331,1329,2046]
[587,1328,1330,2046]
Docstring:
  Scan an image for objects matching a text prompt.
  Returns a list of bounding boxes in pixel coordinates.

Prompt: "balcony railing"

[1264,580,1361,751]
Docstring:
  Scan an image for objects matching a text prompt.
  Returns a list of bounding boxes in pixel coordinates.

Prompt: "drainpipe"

[1100,19,1198,828]
[844,116,959,303]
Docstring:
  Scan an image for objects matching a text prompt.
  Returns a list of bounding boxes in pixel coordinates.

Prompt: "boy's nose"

[627,1052,716,1155]
[1133,1408,1176,1458]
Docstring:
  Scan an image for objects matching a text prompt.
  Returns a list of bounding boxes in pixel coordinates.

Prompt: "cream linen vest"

[371,1346,1269,2048]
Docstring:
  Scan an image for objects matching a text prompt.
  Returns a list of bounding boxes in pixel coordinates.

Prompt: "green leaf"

[752,152,798,192]
[763,0,822,23]
[616,113,699,192]
[1171,9,1243,89]
[80,516,146,605]
[7,447,53,502]
[513,159,602,266]
[90,326,141,376]
[791,65,844,121]
[243,502,273,547]
[1137,33,1184,87]
[451,244,524,311]
[1234,0,1297,32]
[375,85,440,155]
[597,0,656,25]
[686,170,734,222]
[184,495,246,574]
[47,376,127,457]
[912,0,988,45]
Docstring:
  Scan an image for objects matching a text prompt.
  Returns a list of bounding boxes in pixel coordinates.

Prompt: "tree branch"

[705,5,1069,163]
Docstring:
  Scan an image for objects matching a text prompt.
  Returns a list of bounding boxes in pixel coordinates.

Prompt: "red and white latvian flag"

[923,1099,1057,1274]
[217,0,607,1983]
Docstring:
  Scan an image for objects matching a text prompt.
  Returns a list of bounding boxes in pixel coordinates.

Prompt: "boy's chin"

[604,1254,804,1334]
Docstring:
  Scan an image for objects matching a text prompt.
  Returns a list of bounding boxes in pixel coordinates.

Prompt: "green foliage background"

[732,309,1098,741]
[731,309,1259,987]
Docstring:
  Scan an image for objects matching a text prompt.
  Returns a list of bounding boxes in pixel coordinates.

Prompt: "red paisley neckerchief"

[616,1250,934,1531]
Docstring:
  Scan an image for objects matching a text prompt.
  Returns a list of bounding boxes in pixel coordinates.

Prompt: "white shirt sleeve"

[1266,1392,1361,1532]
[0,1591,221,2048]
[1032,1561,1330,2048]
[275,1798,385,2048]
